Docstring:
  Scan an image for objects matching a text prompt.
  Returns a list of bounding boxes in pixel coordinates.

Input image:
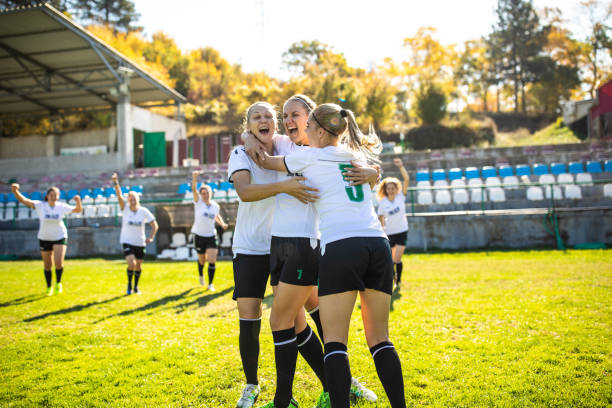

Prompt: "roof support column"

[173,102,183,168]
[116,67,134,169]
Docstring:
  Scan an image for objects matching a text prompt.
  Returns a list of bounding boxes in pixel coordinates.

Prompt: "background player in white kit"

[377,158,410,290]
[11,183,82,296]
[112,173,158,295]
[259,103,406,408]
[190,171,228,291]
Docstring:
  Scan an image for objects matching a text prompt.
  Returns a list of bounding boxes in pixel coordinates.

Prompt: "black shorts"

[387,231,408,248]
[194,234,217,254]
[39,238,67,252]
[270,236,319,286]
[122,243,145,260]
[318,237,394,296]
[232,254,270,300]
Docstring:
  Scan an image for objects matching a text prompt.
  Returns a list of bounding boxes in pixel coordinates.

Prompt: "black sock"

[127,269,133,291]
[134,270,141,289]
[272,327,297,407]
[55,268,63,284]
[239,318,261,385]
[370,341,406,408]
[197,261,203,277]
[395,262,403,283]
[44,269,52,288]
[324,342,351,408]
[208,263,216,285]
[296,325,326,391]
[308,307,325,343]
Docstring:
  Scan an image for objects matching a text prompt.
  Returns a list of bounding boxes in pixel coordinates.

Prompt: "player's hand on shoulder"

[284,176,319,204]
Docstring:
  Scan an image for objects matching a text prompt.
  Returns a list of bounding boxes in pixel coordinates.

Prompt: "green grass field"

[0,250,610,407]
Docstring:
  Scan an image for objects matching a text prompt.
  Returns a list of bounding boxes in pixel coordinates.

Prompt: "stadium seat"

[104,187,116,197]
[557,173,574,184]
[177,183,191,195]
[82,196,94,205]
[220,231,233,248]
[184,191,194,200]
[533,163,549,176]
[470,188,486,203]
[6,193,18,207]
[568,161,584,174]
[434,190,451,204]
[564,185,582,199]
[97,205,111,217]
[539,174,555,185]
[605,160,612,173]
[120,186,129,194]
[515,164,531,177]
[213,189,226,201]
[452,189,469,204]
[130,185,143,193]
[468,178,483,188]
[29,191,42,201]
[586,161,602,173]
[0,209,9,221]
[481,166,497,179]
[526,186,544,201]
[550,163,567,175]
[170,232,187,248]
[93,187,105,197]
[219,181,233,191]
[83,206,97,217]
[485,177,502,188]
[544,185,563,200]
[227,188,239,202]
[417,180,431,189]
[433,179,449,188]
[417,191,433,205]
[172,246,190,260]
[187,248,198,261]
[448,168,462,181]
[206,182,219,191]
[465,167,480,179]
[502,176,520,189]
[450,179,466,188]
[78,188,91,198]
[488,187,506,202]
[432,169,446,181]
[576,172,593,186]
[157,249,176,260]
[604,184,612,198]
[498,165,514,178]
[16,207,30,220]
[415,170,430,182]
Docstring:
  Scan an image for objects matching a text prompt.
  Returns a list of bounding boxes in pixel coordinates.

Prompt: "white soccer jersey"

[228,145,277,255]
[33,201,74,240]
[119,206,155,247]
[191,200,220,237]
[271,135,319,239]
[377,193,408,235]
[284,145,385,248]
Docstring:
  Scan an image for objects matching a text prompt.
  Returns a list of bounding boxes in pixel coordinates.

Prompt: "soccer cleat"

[313,391,330,408]
[208,283,215,292]
[236,383,260,408]
[350,377,377,403]
[133,287,141,295]
[199,275,205,286]
[55,283,63,294]
[46,286,53,296]
[257,398,298,408]
[126,287,132,295]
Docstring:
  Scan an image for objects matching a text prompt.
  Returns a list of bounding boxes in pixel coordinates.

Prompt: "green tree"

[577,0,612,98]
[416,84,447,125]
[71,0,141,32]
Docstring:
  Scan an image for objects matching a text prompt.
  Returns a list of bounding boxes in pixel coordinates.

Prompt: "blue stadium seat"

[130,185,143,193]
[206,182,219,191]
[415,170,430,182]
[515,164,531,177]
[121,186,130,194]
[0,193,5,203]
[499,165,514,177]
[586,161,603,173]
[92,187,105,198]
[533,163,549,176]
[568,161,584,174]
[432,169,446,181]
[481,166,497,178]
[448,168,463,181]
[20,192,29,199]
[104,187,116,197]
[219,181,233,191]
[59,190,67,200]
[30,191,42,201]
[177,183,190,194]
[550,163,567,175]
[7,192,18,203]
[605,160,612,173]
[79,188,92,198]
[67,189,79,200]
[465,167,480,179]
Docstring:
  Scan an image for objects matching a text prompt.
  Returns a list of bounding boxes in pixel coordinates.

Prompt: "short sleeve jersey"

[284,145,385,248]
[377,193,408,235]
[271,135,319,239]
[191,200,220,237]
[120,206,155,247]
[228,145,277,255]
[33,201,74,241]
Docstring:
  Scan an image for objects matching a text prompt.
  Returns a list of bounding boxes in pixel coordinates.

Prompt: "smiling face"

[385,182,399,197]
[247,104,276,144]
[45,187,59,204]
[199,186,211,202]
[283,100,309,145]
[127,191,139,208]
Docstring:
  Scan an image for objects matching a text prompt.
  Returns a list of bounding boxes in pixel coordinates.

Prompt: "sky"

[132,0,590,80]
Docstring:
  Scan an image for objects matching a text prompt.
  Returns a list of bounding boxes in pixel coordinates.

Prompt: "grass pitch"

[0,250,610,407]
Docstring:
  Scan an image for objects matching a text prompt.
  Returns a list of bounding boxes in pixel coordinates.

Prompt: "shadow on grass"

[0,294,46,309]
[24,295,124,322]
[96,288,194,322]
[171,287,233,312]
[390,287,402,312]
[262,292,273,309]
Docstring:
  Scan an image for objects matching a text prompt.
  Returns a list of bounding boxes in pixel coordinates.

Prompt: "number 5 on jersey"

[338,164,364,202]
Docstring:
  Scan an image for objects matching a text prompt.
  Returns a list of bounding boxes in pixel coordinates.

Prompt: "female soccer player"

[11,183,82,296]
[259,103,406,408]
[229,101,319,408]
[112,173,158,295]
[190,171,228,291]
[377,158,409,289]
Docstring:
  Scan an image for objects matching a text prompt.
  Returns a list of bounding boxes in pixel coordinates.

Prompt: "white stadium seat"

[227,188,239,202]
[450,179,466,188]
[213,189,226,201]
[488,187,506,202]
[485,177,502,188]
[470,188,487,203]
[170,232,186,248]
[220,231,233,248]
[83,206,97,217]
[417,180,431,189]
[564,185,582,199]
[452,189,469,204]
[97,205,110,217]
[576,172,593,186]
[526,186,544,201]
[544,185,562,200]
[539,174,555,185]
[157,249,176,259]
[0,210,8,221]
[557,173,574,184]
[82,196,94,204]
[184,191,194,200]
[603,184,612,198]
[16,207,30,220]
[417,191,433,205]
[434,190,451,204]
[172,246,190,260]
[433,180,448,188]
[468,178,483,188]
[502,175,520,189]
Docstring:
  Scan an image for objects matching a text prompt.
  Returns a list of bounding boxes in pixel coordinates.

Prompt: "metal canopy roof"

[0,3,186,117]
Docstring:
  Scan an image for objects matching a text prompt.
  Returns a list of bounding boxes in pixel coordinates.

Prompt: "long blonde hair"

[310,103,381,162]
[377,177,401,201]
